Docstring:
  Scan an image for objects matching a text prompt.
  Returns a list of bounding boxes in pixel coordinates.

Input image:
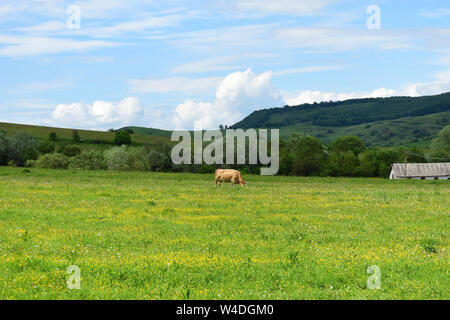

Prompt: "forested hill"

[231,92,450,146]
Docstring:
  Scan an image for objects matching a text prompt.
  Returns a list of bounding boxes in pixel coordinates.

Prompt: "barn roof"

[391,162,450,178]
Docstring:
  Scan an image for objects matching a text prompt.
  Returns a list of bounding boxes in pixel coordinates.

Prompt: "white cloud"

[129,76,222,93]
[16,20,66,33]
[172,68,283,129]
[51,97,143,128]
[0,34,119,57]
[13,80,73,94]
[170,53,275,74]
[420,8,450,18]
[171,56,241,74]
[282,90,356,105]
[80,13,189,38]
[283,72,450,106]
[233,0,333,15]
[273,65,348,76]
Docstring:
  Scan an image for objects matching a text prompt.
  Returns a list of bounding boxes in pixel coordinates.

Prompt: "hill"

[119,126,173,137]
[0,122,170,151]
[231,92,450,146]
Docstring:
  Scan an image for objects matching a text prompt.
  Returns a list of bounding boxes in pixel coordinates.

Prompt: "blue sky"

[0,0,450,130]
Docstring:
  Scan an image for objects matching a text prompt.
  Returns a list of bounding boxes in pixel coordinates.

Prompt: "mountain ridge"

[230,92,450,146]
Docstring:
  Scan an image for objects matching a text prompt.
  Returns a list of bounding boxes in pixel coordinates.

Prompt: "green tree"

[0,130,9,165]
[289,135,325,176]
[328,136,366,156]
[62,145,81,157]
[49,132,58,141]
[39,140,55,155]
[72,130,81,142]
[8,132,39,166]
[147,150,169,171]
[104,146,130,171]
[114,131,132,146]
[326,151,359,177]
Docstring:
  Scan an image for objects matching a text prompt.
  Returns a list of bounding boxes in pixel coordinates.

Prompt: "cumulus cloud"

[172,68,283,129]
[51,97,143,128]
[283,76,450,106]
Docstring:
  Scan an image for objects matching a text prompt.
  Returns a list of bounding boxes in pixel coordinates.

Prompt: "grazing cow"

[215,169,247,186]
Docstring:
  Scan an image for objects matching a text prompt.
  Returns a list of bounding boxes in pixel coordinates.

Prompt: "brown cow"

[215,169,247,186]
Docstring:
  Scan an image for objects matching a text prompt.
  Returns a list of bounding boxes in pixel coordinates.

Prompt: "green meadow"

[0,167,448,300]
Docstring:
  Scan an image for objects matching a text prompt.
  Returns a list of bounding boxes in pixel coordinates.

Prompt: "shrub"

[128,147,148,171]
[147,151,169,171]
[62,145,81,157]
[104,146,130,171]
[0,130,9,165]
[31,153,71,169]
[49,132,58,141]
[39,140,55,155]
[7,131,39,166]
[114,131,132,146]
[69,150,107,170]
[72,130,81,142]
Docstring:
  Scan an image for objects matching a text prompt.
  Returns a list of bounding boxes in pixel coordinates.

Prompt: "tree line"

[0,126,448,178]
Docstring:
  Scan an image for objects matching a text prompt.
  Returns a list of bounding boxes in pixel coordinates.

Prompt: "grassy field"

[279,111,450,147]
[0,167,448,300]
[0,122,170,149]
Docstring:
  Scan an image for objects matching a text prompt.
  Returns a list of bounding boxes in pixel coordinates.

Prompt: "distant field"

[0,122,170,148]
[279,111,450,147]
[0,167,448,299]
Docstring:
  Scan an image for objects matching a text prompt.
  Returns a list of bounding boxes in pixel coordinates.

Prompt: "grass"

[0,167,448,300]
[280,111,450,147]
[0,122,170,148]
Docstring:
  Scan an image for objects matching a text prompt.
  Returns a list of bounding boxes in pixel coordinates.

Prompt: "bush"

[0,130,9,165]
[114,131,132,146]
[62,145,81,157]
[49,132,58,141]
[104,146,130,171]
[72,130,81,142]
[8,131,39,166]
[39,140,55,155]
[147,150,169,171]
[31,153,71,169]
[128,147,148,171]
[69,150,107,170]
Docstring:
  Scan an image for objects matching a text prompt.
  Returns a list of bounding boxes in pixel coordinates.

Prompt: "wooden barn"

[389,162,450,180]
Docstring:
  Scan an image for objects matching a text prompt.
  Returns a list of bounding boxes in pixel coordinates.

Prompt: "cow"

[215,169,247,186]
